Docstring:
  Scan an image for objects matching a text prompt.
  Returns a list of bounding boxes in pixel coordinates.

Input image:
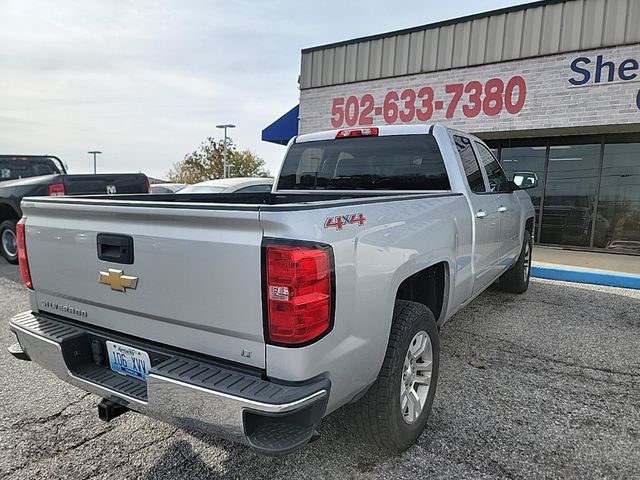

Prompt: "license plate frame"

[106,340,151,381]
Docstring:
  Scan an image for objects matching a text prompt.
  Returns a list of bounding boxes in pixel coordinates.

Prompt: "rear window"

[277,135,450,191]
[0,156,61,180]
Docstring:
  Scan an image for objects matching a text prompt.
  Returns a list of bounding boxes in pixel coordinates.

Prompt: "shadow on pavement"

[142,408,396,480]
[140,279,640,479]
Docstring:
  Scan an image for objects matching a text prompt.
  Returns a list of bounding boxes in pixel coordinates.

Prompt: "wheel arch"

[0,202,20,224]
[394,261,450,325]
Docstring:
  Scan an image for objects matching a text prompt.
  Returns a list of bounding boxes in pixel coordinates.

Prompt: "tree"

[167,137,270,183]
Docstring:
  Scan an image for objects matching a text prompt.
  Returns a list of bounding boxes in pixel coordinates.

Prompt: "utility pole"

[88,151,102,174]
[215,124,235,178]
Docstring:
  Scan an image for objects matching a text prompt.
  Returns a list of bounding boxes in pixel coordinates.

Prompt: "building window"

[494,135,640,254]
[539,143,601,247]
[595,142,640,253]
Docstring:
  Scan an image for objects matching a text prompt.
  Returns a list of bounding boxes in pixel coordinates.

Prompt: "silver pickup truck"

[8,125,535,455]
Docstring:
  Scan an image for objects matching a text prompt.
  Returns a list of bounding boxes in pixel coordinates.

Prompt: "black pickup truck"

[0,155,150,263]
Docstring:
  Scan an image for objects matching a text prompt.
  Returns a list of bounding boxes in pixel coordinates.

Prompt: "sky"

[0,0,531,179]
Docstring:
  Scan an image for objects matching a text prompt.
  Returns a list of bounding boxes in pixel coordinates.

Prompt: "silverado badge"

[99,269,139,292]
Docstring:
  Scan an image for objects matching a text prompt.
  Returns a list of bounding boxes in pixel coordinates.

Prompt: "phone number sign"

[299,44,640,135]
[330,76,526,128]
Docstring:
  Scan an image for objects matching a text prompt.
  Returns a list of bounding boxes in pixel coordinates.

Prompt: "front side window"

[453,135,485,193]
[475,142,510,193]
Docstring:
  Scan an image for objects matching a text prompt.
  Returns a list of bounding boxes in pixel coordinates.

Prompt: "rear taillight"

[48,182,66,196]
[336,127,379,138]
[265,242,334,345]
[16,218,33,289]
[145,176,151,193]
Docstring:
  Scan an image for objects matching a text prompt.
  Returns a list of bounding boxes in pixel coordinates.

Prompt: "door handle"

[498,206,508,213]
[476,210,487,219]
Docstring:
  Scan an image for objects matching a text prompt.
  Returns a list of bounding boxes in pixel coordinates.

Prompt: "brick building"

[263,0,640,254]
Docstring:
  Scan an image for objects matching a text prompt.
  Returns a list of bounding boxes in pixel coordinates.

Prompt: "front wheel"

[0,220,18,264]
[499,230,532,294]
[350,300,440,452]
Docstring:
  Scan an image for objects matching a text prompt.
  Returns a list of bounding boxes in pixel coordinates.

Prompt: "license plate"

[106,341,151,381]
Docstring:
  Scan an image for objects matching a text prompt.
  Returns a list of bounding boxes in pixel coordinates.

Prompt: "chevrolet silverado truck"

[0,155,150,263]
[7,125,536,455]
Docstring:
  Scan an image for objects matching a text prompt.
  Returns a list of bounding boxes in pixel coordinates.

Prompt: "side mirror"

[512,171,538,190]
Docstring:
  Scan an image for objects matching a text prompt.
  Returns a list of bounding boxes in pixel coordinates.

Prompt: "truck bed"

[20,190,464,372]
[26,190,457,207]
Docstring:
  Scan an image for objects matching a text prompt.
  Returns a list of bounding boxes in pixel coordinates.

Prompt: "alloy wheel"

[1,229,17,258]
[400,330,433,424]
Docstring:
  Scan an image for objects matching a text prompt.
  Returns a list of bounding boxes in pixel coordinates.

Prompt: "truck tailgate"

[62,173,149,194]
[22,200,266,368]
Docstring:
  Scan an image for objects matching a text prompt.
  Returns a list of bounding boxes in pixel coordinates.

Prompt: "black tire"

[499,230,532,294]
[0,220,19,264]
[350,300,440,453]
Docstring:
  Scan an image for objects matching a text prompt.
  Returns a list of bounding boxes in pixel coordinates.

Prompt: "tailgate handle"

[97,234,134,264]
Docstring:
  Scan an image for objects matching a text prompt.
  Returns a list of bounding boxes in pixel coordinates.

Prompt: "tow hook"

[7,342,30,361]
[98,398,129,422]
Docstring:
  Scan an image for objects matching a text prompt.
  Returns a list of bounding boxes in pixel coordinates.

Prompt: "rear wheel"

[499,230,532,294]
[0,220,18,264]
[350,300,439,452]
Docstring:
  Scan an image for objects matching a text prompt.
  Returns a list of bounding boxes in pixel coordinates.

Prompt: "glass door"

[539,143,601,247]
[594,141,640,253]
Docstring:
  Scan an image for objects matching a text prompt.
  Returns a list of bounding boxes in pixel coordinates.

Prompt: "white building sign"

[299,45,640,135]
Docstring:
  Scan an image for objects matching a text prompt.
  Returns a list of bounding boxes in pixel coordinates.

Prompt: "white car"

[178,177,274,194]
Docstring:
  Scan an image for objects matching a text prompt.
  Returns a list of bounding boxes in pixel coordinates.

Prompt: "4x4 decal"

[324,213,366,231]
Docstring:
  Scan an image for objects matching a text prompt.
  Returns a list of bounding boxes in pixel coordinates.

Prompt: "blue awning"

[262,105,299,145]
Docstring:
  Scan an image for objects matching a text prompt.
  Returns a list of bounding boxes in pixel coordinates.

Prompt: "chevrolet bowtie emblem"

[99,269,139,292]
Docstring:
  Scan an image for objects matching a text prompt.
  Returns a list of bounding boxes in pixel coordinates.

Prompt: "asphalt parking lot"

[1,260,638,480]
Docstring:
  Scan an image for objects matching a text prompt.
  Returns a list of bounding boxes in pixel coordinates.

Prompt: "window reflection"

[596,143,640,253]
[540,144,601,247]
[496,137,640,253]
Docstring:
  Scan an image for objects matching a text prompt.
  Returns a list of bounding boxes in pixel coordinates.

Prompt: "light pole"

[88,151,102,174]
[216,124,235,178]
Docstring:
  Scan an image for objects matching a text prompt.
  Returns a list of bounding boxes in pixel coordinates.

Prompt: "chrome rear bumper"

[9,311,329,454]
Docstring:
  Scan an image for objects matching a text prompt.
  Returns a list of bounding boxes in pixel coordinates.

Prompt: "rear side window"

[453,135,486,193]
[0,156,61,180]
[277,135,450,191]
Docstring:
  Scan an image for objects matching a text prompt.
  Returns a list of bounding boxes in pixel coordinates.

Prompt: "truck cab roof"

[294,124,436,144]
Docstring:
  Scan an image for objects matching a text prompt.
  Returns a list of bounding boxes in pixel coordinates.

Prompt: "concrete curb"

[531,264,640,290]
